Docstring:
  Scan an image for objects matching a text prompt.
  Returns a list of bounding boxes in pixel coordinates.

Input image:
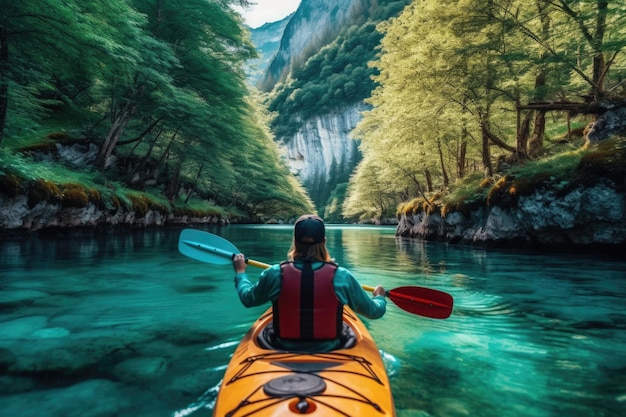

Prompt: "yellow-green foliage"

[46,132,73,142]
[126,192,172,218]
[508,172,554,198]
[441,194,482,218]
[28,179,63,208]
[399,198,424,216]
[60,183,89,208]
[485,175,543,209]
[18,142,58,155]
[440,203,452,218]
[18,133,76,155]
[479,177,494,189]
[487,176,511,207]
[173,199,227,218]
[86,187,105,209]
[110,195,122,209]
[398,193,444,217]
[127,194,151,218]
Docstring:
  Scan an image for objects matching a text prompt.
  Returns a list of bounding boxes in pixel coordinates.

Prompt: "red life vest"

[274,261,342,340]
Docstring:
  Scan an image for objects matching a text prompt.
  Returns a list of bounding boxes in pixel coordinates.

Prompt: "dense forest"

[0,0,313,223]
[342,0,626,220]
[1,0,625,227]
[261,0,625,223]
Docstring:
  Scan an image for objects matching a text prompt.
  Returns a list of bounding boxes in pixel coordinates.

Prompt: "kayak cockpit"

[256,322,356,351]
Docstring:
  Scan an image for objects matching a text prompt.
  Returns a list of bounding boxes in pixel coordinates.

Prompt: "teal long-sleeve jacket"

[234,261,386,319]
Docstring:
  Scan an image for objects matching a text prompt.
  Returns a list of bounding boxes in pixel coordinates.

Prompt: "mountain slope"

[247,15,292,87]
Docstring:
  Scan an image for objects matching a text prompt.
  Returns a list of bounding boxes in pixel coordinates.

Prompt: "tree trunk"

[437,140,449,187]
[526,1,549,156]
[481,121,493,177]
[591,0,609,97]
[118,116,163,146]
[153,128,179,177]
[129,129,162,181]
[184,162,205,204]
[483,122,516,153]
[93,102,134,170]
[528,110,546,157]
[0,26,8,146]
[517,110,531,159]
[457,139,467,179]
[166,159,183,202]
[424,169,433,192]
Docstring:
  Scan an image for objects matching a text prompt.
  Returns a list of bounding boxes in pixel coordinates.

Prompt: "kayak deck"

[213,307,396,416]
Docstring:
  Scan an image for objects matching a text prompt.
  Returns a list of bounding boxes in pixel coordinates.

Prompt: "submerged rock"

[0,315,50,339]
[0,379,130,417]
[0,290,50,307]
[31,327,71,339]
[0,375,35,394]
[111,357,169,383]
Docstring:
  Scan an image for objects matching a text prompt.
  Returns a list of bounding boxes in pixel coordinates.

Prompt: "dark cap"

[294,214,325,244]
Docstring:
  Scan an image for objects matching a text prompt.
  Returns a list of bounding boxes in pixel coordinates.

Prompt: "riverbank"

[396,180,626,252]
[0,193,230,232]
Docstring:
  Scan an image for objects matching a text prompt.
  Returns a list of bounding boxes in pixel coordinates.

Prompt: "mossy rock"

[27,179,63,208]
[61,183,90,208]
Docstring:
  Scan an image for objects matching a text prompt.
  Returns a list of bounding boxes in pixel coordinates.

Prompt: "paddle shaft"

[178,229,453,318]
[184,238,378,294]
[226,252,452,318]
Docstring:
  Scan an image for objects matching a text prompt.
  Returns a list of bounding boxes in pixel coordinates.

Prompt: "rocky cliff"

[397,181,626,248]
[282,104,364,190]
[257,0,384,209]
[247,16,292,87]
[0,193,227,231]
[0,143,229,231]
[260,0,368,91]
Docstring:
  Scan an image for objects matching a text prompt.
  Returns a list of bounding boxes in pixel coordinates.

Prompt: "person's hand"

[232,253,247,274]
[373,285,386,297]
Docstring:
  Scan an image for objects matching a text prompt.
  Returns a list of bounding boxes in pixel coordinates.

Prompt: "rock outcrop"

[260,0,368,91]
[247,16,292,87]
[0,194,227,231]
[282,104,364,187]
[397,180,626,248]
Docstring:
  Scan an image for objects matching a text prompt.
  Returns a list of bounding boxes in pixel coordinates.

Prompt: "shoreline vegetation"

[1,2,625,253]
[2,134,624,255]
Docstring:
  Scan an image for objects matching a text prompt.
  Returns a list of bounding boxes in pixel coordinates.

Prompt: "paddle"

[178,228,453,319]
[362,285,453,319]
[179,228,269,269]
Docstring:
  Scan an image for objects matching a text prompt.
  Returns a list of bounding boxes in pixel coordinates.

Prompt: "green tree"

[1,0,313,219]
[0,0,145,146]
[93,0,257,171]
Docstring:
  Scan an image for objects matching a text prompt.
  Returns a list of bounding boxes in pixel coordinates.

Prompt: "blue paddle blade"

[178,229,240,265]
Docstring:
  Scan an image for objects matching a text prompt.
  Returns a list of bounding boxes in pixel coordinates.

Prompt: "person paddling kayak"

[232,214,387,351]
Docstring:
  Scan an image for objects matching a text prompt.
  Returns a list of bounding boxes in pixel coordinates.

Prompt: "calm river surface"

[1,225,625,417]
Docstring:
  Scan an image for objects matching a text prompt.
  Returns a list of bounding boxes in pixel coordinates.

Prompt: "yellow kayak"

[212,307,396,416]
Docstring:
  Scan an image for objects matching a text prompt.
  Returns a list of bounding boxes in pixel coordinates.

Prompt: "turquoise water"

[0,225,625,417]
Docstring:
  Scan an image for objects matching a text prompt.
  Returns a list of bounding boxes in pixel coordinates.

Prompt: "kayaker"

[232,214,387,351]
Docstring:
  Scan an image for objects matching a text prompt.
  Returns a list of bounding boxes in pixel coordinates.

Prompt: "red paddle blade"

[387,286,453,319]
